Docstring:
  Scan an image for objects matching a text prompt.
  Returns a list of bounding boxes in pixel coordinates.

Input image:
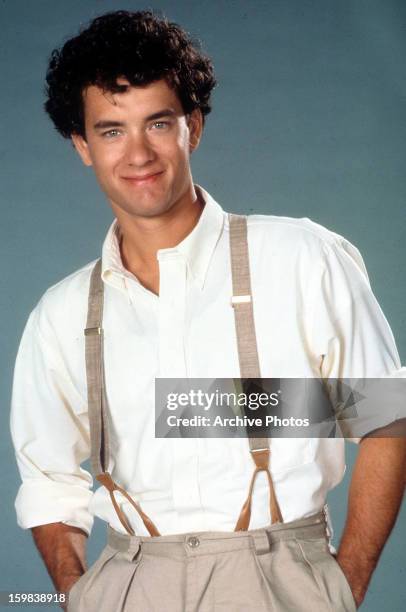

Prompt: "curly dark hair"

[44,10,216,138]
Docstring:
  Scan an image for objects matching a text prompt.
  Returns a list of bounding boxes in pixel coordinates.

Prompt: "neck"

[115,184,204,276]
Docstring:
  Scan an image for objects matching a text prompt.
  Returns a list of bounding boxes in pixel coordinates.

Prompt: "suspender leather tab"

[96,472,116,492]
[250,448,270,470]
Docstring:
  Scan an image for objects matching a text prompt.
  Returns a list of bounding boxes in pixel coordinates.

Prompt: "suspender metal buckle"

[84,327,103,336]
[231,294,252,307]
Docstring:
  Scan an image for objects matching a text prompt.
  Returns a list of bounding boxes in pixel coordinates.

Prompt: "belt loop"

[322,503,333,541]
[251,530,271,556]
[126,536,141,562]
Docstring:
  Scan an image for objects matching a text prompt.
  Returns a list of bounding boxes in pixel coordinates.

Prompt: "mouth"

[121,171,164,185]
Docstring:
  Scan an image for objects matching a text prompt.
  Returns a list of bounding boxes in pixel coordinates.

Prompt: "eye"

[151,121,170,130]
[101,129,121,139]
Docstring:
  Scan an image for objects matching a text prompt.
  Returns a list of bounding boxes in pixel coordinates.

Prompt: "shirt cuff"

[15,479,94,536]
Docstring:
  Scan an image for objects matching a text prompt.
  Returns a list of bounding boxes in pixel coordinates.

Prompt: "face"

[72,79,202,220]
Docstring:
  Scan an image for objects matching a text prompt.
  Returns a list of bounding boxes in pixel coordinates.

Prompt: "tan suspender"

[85,260,160,537]
[229,214,283,529]
[84,213,282,537]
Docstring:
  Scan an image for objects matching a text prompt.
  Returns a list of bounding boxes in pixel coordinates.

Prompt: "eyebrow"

[93,108,177,130]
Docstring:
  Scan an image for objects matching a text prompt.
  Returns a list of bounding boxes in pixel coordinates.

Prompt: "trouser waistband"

[107,511,327,558]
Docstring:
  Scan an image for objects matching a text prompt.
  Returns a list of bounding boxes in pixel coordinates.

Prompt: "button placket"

[157,252,187,378]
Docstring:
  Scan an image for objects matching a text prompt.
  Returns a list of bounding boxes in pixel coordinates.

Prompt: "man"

[10,9,405,612]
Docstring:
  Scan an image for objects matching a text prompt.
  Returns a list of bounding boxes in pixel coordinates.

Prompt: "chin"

[123,200,172,218]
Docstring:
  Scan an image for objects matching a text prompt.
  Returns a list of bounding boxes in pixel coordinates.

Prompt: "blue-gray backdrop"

[1,0,405,610]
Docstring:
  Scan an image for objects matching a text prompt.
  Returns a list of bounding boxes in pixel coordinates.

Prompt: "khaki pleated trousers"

[67,511,357,612]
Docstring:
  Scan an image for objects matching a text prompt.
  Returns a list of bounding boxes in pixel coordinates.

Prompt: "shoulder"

[41,259,97,303]
[236,213,367,277]
[222,211,370,288]
[29,259,99,340]
[245,213,344,249]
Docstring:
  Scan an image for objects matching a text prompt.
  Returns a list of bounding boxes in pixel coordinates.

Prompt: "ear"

[188,109,203,153]
[71,133,93,167]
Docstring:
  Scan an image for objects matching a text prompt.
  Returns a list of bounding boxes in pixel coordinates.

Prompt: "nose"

[124,132,155,167]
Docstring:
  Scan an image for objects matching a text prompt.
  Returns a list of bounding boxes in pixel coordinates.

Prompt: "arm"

[336,434,406,608]
[311,234,406,606]
[31,523,88,607]
[10,304,94,590]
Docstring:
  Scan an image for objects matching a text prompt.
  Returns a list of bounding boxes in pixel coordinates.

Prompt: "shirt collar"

[101,185,226,291]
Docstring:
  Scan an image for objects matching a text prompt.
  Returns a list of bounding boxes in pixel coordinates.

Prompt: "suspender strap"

[85,211,282,537]
[229,214,283,529]
[229,214,260,378]
[85,259,108,476]
[85,260,160,537]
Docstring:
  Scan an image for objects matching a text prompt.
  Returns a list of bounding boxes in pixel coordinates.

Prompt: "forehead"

[82,78,183,119]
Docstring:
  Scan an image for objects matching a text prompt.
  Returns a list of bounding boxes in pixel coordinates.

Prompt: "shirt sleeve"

[10,302,94,534]
[311,236,406,441]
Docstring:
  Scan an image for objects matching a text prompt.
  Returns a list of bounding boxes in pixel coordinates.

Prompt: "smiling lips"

[121,171,164,185]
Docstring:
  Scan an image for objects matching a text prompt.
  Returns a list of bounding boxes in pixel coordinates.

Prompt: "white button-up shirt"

[10,186,404,537]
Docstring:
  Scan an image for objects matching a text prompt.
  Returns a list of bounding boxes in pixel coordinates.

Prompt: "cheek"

[92,148,123,175]
[167,124,191,157]
[170,134,191,166]
[177,128,191,152]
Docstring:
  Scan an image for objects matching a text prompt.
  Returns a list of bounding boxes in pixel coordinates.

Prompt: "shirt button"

[187,536,200,548]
